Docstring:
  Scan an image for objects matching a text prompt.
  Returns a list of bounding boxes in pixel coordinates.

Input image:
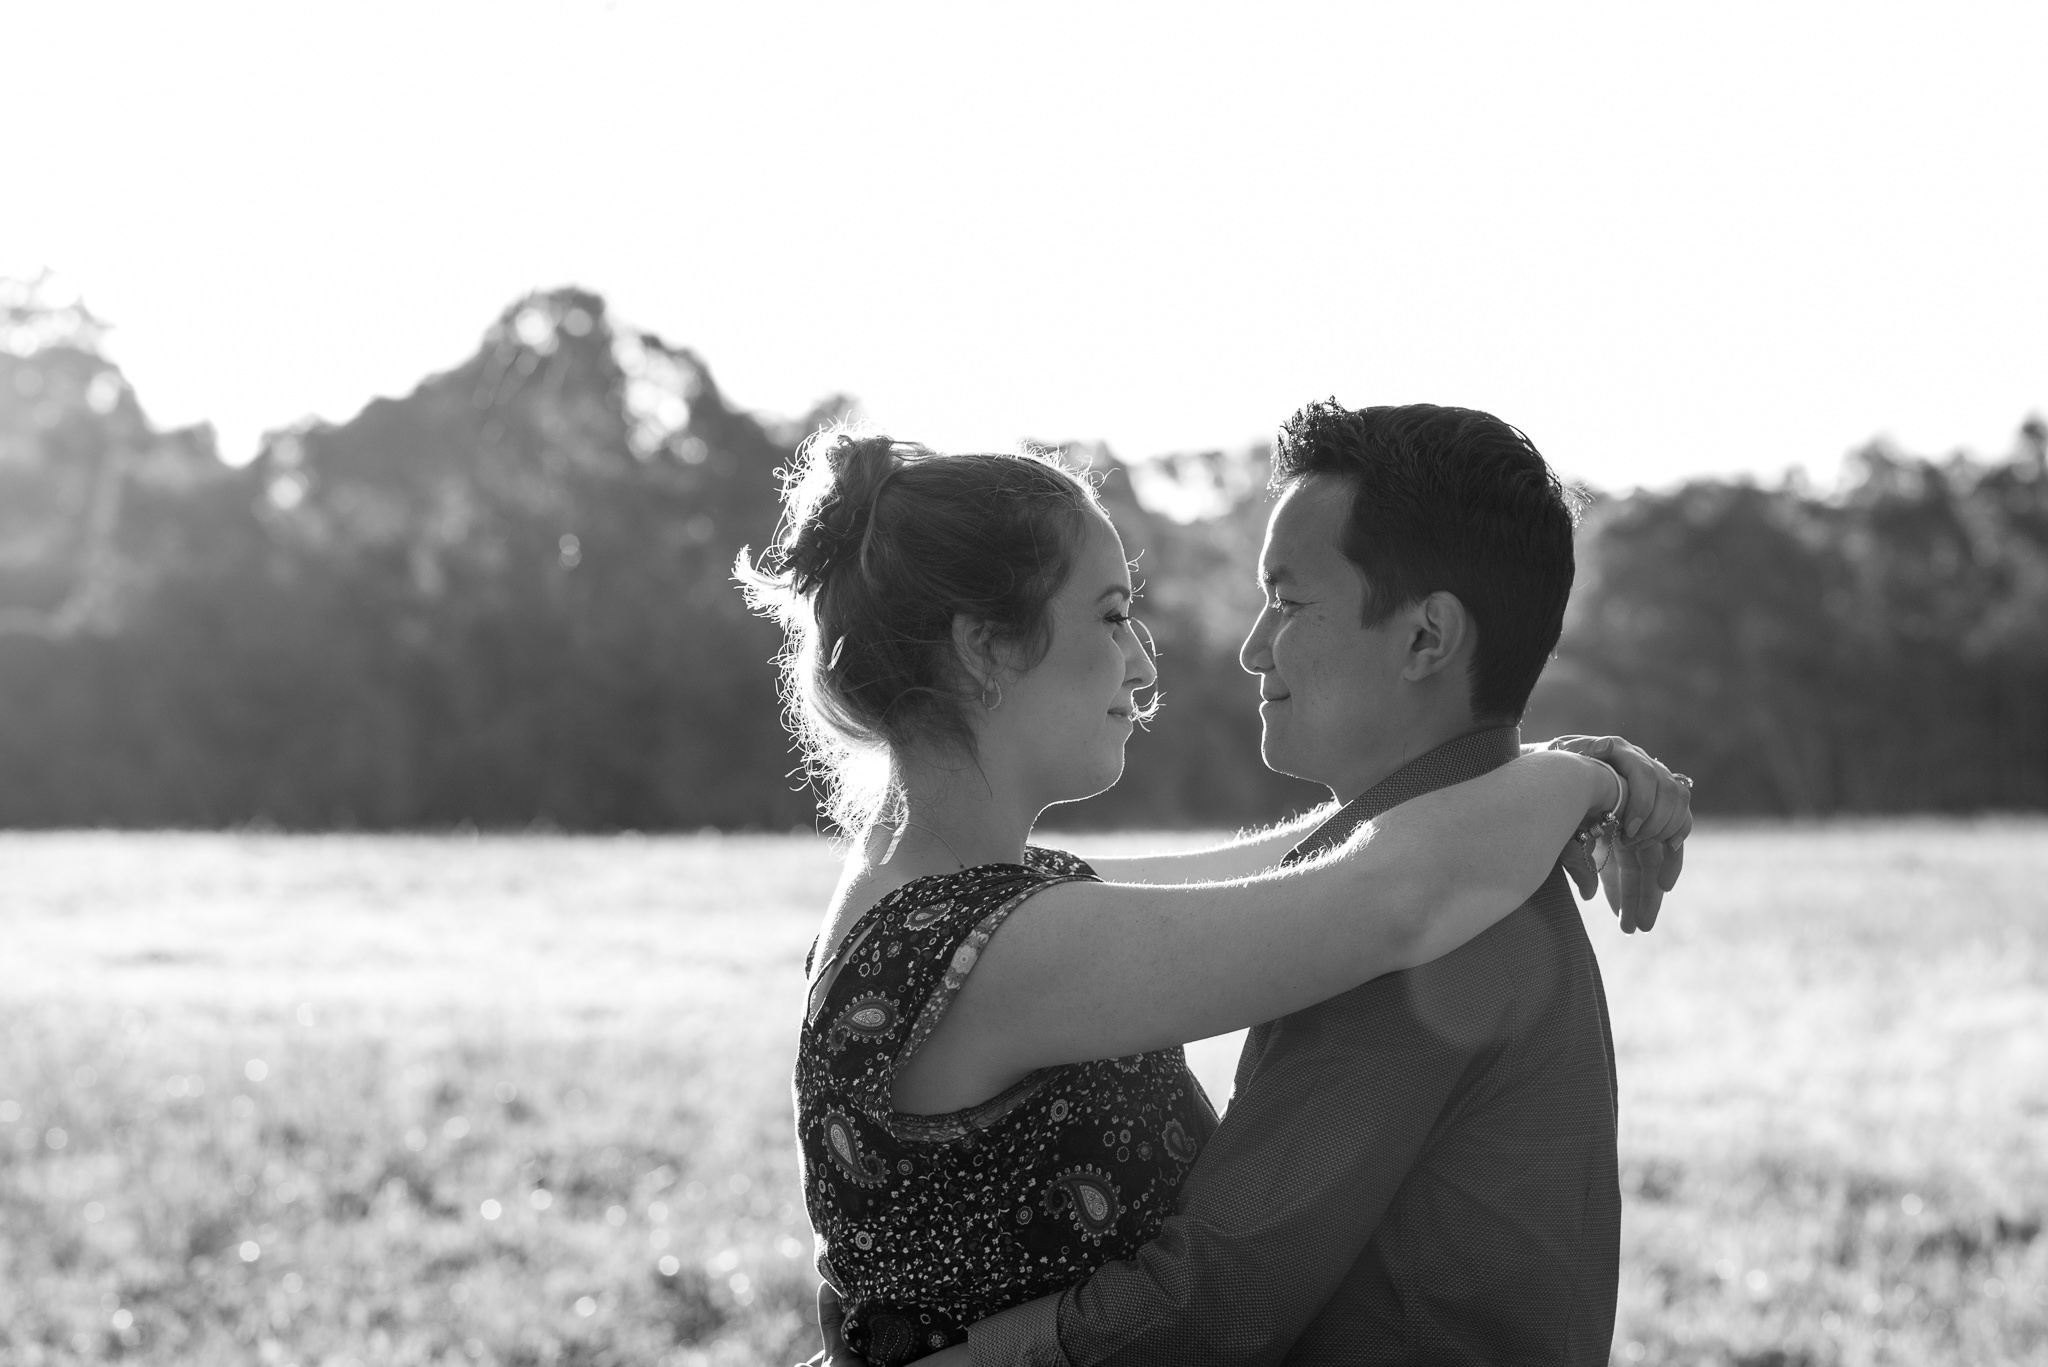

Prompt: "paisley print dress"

[795,847,1218,1365]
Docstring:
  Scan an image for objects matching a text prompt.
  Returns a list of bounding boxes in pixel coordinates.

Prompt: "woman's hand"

[1545,734,1692,932]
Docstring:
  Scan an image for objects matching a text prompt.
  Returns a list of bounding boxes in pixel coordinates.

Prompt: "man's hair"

[1270,400,1582,722]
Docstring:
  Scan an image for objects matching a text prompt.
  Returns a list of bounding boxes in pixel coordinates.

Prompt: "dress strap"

[893,874,1088,1070]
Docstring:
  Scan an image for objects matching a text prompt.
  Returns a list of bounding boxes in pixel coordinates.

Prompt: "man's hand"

[797,1282,866,1367]
[797,1284,972,1366]
[1547,735,1692,933]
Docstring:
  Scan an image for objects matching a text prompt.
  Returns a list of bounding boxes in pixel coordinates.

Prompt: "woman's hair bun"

[774,431,915,595]
[735,420,1110,834]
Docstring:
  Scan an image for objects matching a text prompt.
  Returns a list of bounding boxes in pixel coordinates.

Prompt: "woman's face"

[982,510,1157,809]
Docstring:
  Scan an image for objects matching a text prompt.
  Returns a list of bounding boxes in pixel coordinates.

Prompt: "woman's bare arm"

[894,750,1635,1113]
[1076,804,1336,885]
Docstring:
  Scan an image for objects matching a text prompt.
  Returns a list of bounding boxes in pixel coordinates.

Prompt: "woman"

[739,430,1684,1365]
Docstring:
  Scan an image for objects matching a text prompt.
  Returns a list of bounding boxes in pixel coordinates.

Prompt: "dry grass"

[1,823,2043,1366]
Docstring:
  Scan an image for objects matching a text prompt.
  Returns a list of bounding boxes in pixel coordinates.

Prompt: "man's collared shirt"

[970,726,1620,1366]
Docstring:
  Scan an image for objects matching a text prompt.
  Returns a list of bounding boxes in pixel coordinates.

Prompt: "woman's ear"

[950,613,1003,694]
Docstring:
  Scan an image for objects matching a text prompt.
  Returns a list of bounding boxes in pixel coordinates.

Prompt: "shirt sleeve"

[1033,941,1516,1367]
[968,1292,1066,1367]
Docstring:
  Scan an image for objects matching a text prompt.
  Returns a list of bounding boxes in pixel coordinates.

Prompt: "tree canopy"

[2,284,2041,828]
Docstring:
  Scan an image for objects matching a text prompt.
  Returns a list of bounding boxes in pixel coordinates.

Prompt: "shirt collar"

[1283,725,1524,865]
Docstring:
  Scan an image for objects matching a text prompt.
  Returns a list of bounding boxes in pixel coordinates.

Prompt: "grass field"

[2,823,2044,1366]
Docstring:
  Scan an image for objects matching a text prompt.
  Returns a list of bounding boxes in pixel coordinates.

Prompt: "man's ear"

[1402,591,1471,682]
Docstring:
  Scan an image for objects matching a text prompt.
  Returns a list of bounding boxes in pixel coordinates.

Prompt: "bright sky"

[8,1,2046,492]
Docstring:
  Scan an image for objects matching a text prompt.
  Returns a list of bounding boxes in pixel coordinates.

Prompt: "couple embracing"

[740,400,1693,1366]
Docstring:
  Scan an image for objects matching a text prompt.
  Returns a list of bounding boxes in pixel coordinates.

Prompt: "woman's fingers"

[1656,839,1686,893]
[1561,837,1601,900]
[1613,744,1678,842]
[1570,734,1690,846]
[1605,839,1667,932]
[1630,840,1667,931]
[1633,772,1687,845]
[1549,735,1662,836]
[1545,735,1693,927]
[1595,837,1668,932]
[1610,744,1661,838]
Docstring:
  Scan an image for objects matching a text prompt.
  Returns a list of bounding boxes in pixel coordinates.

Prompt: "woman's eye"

[1105,612,1132,627]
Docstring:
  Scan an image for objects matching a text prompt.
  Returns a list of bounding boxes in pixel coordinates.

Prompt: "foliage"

[1529,429,2048,813]
[1,280,2043,826]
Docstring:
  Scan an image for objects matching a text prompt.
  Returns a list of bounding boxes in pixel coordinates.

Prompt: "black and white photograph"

[3,4,2044,1365]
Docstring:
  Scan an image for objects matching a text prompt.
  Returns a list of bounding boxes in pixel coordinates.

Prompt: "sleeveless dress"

[795,847,1219,1365]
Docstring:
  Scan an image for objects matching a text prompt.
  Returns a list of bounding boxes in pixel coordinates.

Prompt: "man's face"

[1239,475,1414,798]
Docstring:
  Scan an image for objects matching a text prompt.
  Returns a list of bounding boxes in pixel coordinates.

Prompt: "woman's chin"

[1055,754,1127,807]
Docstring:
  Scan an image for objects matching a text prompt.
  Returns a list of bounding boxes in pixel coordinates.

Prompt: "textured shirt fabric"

[968,727,1620,1367]
[796,847,1219,1365]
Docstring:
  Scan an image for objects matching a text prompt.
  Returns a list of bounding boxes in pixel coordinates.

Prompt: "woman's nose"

[1125,624,1158,687]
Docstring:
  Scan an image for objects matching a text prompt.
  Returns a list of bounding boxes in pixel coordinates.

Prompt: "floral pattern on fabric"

[826,994,901,1054]
[794,847,1218,1365]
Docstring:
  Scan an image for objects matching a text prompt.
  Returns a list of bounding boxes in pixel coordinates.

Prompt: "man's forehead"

[1261,477,1354,573]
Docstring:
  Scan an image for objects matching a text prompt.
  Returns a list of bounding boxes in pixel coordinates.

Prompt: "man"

[825,401,1686,1365]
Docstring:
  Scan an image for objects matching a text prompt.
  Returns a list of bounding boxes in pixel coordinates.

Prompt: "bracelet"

[1573,766,1627,862]
[1604,769,1629,827]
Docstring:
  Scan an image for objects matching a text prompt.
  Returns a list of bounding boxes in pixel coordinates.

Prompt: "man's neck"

[1284,723,1524,867]
[1327,714,1496,806]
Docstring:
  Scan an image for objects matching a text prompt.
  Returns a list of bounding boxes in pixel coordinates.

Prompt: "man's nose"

[1240,607,1274,675]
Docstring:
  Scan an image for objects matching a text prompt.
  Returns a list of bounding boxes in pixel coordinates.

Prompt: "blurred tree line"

[2,280,2042,829]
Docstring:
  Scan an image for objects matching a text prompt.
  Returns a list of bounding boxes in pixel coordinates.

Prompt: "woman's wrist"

[1578,753,1624,825]
[1602,766,1628,826]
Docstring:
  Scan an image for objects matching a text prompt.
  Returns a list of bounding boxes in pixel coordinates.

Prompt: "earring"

[980,679,1003,711]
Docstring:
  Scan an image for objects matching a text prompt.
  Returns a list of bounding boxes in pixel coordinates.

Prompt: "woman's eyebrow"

[1096,586,1132,604]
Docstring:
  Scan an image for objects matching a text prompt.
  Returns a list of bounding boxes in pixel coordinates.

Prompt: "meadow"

[1,822,2044,1367]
